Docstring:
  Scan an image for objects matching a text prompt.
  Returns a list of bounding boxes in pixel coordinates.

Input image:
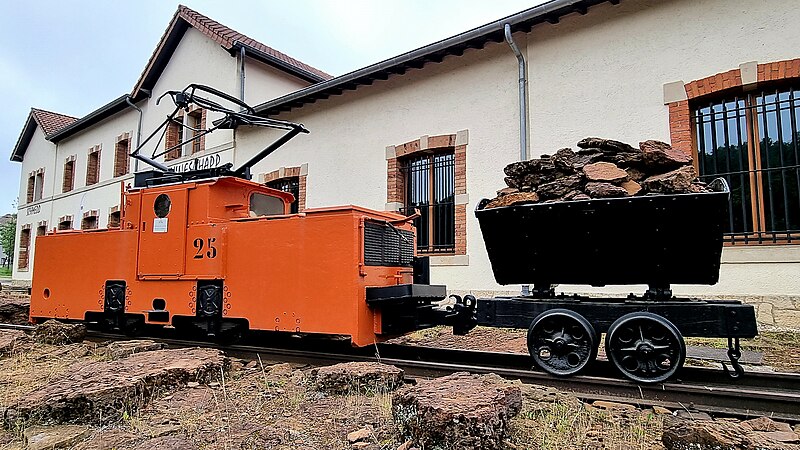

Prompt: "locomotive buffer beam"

[366,285,477,336]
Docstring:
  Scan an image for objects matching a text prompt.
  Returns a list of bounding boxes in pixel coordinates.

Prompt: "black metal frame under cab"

[694,85,800,244]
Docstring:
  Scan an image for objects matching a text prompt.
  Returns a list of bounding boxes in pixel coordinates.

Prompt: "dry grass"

[508,400,663,450]
[685,330,800,372]
[0,343,96,409]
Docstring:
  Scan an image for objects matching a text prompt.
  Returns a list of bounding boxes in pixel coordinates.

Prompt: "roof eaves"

[10,113,37,162]
[48,95,131,143]
[232,41,327,84]
[255,0,615,116]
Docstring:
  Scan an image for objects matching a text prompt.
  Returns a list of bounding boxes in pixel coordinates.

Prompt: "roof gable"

[10,108,77,162]
[131,5,331,101]
[31,108,78,136]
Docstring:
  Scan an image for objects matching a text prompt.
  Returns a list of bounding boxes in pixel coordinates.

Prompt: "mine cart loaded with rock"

[470,137,758,383]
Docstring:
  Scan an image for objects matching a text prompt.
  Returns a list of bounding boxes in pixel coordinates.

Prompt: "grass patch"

[0,266,11,277]
[508,400,662,450]
[685,330,800,372]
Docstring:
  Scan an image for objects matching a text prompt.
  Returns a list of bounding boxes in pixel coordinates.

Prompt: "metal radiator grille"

[364,222,414,266]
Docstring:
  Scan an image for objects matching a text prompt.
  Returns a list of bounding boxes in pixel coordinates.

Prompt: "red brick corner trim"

[260,165,307,211]
[668,58,800,156]
[386,133,467,256]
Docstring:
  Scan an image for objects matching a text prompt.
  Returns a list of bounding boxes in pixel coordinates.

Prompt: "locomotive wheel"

[605,312,686,384]
[527,309,597,376]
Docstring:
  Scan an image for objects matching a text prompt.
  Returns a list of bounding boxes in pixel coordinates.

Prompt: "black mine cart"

[471,178,757,383]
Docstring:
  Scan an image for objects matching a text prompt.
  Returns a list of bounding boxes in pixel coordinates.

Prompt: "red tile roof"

[177,5,331,80]
[132,5,330,99]
[30,108,78,136]
[11,108,78,162]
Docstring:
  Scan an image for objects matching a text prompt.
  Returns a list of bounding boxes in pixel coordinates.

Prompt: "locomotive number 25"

[192,238,217,259]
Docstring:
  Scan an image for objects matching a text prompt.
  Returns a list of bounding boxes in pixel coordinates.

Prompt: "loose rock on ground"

[311,361,404,394]
[4,347,228,426]
[392,372,522,450]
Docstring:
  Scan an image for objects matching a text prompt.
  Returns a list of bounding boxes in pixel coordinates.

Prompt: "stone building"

[10,0,800,327]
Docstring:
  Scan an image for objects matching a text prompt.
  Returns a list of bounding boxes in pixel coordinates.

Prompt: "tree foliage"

[0,214,17,267]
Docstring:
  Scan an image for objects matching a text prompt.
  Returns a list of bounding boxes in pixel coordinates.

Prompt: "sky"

[0,0,544,215]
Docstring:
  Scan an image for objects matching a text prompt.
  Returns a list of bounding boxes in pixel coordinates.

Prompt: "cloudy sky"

[0,0,543,214]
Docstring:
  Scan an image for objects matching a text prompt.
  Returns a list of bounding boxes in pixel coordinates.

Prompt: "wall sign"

[170,153,223,173]
[26,205,41,216]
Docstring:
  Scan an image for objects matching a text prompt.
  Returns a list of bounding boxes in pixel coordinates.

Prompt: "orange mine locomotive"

[29,85,475,346]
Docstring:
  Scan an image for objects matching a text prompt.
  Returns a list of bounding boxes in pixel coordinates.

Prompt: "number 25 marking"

[193,237,217,259]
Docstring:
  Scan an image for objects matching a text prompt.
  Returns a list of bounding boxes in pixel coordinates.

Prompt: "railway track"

[4,322,799,422]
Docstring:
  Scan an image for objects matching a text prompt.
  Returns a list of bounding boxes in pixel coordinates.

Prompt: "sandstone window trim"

[18,225,31,270]
[108,205,121,228]
[165,115,183,161]
[386,132,468,256]
[666,58,800,246]
[26,174,35,203]
[81,209,99,230]
[58,215,73,231]
[36,221,48,237]
[187,108,206,155]
[63,155,76,193]
[86,145,101,186]
[260,164,308,212]
[114,133,132,177]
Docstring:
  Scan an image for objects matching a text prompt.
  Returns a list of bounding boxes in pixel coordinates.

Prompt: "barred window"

[694,85,800,244]
[86,149,100,185]
[18,228,30,269]
[266,176,300,214]
[401,152,455,253]
[114,138,130,177]
[63,159,75,192]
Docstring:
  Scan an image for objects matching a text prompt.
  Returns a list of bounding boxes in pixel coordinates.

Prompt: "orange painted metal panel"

[138,188,189,277]
[30,229,138,321]
[29,176,417,347]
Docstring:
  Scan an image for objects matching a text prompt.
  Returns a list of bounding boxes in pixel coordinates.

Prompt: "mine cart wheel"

[527,309,598,376]
[605,312,686,384]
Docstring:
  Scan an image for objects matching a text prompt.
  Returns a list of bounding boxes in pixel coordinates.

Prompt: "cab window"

[249,193,285,217]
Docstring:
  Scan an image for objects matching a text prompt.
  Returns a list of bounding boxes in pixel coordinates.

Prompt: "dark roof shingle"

[30,108,78,136]
[177,5,331,80]
[132,5,331,99]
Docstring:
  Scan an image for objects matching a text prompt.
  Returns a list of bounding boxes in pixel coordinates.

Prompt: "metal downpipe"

[505,23,531,297]
[125,96,144,172]
[504,23,528,162]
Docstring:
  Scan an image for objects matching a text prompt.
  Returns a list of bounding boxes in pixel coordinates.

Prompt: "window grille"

[63,160,75,192]
[266,177,300,213]
[401,152,455,253]
[694,86,800,244]
[114,139,130,177]
[18,228,30,269]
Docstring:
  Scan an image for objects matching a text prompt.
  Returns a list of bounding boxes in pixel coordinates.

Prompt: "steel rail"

[4,323,798,421]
